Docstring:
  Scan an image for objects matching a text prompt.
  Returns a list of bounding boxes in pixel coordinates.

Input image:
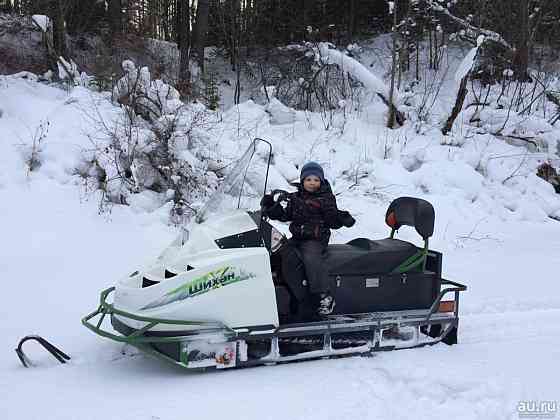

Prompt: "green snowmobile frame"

[82,287,236,343]
[82,277,467,369]
[82,287,236,366]
[391,237,430,273]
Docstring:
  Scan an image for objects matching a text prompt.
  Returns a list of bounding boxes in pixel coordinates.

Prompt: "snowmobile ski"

[15,335,71,368]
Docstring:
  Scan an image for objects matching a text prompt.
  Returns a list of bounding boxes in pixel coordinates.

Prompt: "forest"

[2,1,559,95]
[1,0,560,214]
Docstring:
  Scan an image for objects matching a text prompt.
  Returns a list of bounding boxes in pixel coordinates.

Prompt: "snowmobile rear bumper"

[82,279,466,370]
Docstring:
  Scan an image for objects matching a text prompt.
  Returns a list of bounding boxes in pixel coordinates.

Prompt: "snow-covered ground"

[1,55,560,420]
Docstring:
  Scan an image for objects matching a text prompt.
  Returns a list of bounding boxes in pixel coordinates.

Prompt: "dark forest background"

[1,0,559,92]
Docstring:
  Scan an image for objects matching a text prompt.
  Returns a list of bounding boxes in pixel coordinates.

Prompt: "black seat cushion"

[326,238,418,275]
[386,197,435,239]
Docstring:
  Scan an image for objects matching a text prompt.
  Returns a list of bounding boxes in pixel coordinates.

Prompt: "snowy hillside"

[1,40,560,420]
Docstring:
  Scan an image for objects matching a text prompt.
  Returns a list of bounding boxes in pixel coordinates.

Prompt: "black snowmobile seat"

[326,238,418,275]
[385,197,435,239]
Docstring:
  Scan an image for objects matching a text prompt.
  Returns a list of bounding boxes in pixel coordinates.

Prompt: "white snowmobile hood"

[113,210,279,331]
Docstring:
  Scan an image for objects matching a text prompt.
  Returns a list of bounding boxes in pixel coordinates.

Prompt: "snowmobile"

[83,138,467,370]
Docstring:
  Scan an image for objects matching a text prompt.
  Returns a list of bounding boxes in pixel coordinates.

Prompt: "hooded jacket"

[266,180,338,246]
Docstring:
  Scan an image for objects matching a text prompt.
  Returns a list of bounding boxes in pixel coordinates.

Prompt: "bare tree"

[108,0,124,43]
[192,0,210,74]
[387,0,399,128]
[512,0,529,80]
[49,0,67,60]
[177,0,191,97]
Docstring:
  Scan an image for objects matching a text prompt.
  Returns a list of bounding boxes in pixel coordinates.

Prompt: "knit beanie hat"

[300,161,325,183]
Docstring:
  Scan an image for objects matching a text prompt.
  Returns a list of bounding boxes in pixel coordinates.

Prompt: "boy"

[261,162,338,316]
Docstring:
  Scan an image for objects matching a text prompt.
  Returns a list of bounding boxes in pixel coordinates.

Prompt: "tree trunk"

[347,0,357,42]
[146,0,156,37]
[513,0,530,80]
[108,0,123,41]
[44,23,59,73]
[387,2,398,128]
[162,0,170,40]
[49,0,67,60]
[0,0,13,12]
[230,0,241,70]
[177,0,191,97]
[192,0,210,74]
[442,75,469,135]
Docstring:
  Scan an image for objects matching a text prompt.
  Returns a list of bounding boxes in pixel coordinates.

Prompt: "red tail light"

[438,301,455,313]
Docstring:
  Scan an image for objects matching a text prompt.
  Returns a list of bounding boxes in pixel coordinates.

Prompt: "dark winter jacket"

[266,181,339,246]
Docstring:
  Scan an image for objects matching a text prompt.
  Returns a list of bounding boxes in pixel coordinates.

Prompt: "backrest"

[385,197,435,240]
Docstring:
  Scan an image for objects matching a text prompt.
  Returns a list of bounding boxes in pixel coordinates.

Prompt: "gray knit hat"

[300,161,324,183]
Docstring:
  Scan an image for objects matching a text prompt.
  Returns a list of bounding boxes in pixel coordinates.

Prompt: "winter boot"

[317,293,335,316]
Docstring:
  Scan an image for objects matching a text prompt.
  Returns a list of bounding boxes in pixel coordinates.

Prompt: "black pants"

[282,240,329,297]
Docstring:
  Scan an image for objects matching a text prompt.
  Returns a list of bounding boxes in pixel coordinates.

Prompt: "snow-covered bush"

[113,59,182,122]
[57,56,82,83]
[81,103,219,219]
[79,62,221,221]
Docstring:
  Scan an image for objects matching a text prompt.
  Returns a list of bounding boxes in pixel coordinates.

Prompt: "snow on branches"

[455,35,484,83]
[317,43,405,126]
[318,43,400,104]
[30,15,49,33]
[424,0,512,51]
[82,60,219,221]
[113,60,183,122]
[443,35,484,135]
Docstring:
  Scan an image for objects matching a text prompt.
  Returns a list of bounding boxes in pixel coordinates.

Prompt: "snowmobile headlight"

[270,226,285,253]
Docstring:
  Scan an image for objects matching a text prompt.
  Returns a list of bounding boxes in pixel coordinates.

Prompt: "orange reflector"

[386,211,397,228]
[438,301,455,313]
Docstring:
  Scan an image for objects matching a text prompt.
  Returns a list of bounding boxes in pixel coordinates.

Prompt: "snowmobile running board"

[82,279,466,370]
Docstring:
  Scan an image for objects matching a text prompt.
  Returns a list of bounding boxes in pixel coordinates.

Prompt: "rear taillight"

[438,301,456,313]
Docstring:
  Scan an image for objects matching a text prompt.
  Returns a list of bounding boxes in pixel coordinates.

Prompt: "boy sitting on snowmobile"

[261,162,340,316]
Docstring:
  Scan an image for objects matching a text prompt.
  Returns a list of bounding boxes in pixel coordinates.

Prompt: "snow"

[57,56,80,82]
[425,0,512,51]
[1,41,560,420]
[31,14,49,32]
[318,42,402,106]
[4,71,39,82]
[265,98,316,127]
[455,43,480,83]
[113,60,182,117]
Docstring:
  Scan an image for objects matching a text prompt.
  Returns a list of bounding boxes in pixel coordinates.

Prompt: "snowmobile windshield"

[195,139,272,223]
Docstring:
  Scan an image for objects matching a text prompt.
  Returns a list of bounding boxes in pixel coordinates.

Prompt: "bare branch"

[425,0,513,51]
